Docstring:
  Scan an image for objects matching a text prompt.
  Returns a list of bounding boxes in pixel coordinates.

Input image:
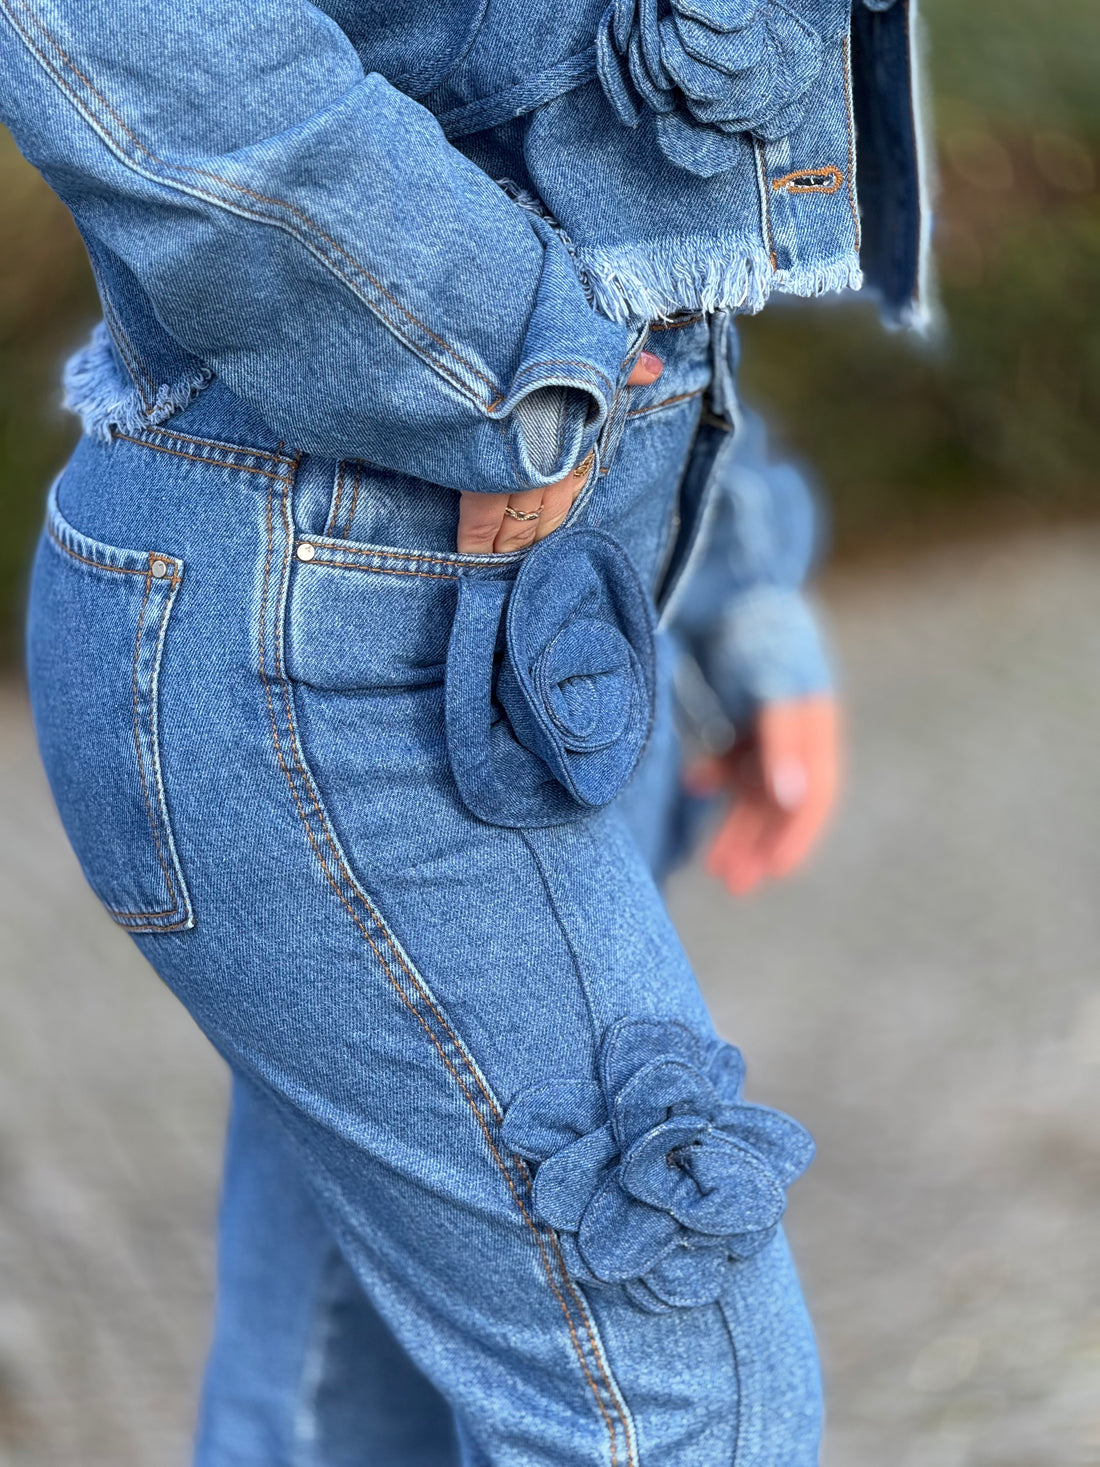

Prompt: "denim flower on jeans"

[502,1017,815,1311]
[445,528,656,827]
[596,0,825,176]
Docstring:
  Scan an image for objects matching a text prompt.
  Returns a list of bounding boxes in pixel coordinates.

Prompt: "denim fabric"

[26,319,824,1464]
[670,407,832,724]
[1,0,928,498]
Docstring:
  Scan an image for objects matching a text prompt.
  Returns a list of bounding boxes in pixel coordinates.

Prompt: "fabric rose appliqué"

[501,1017,814,1310]
[596,0,825,176]
[445,528,655,828]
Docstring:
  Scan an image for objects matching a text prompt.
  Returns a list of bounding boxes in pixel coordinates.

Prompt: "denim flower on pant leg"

[595,0,824,175]
[445,529,655,827]
[502,1018,814,1309]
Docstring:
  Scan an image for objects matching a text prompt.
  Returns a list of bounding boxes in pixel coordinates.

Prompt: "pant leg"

[195,1073,460,1467]
[196,624,716,1467]
[28,372,822,1466]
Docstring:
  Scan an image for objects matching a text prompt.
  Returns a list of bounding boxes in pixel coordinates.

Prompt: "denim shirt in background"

[1,0,929,720]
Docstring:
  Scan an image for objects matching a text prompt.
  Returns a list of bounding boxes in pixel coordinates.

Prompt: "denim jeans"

[26,319,822,1466]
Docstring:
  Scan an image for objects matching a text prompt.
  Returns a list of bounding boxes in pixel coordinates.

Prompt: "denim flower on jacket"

[502,1018,814,1310]
[596,0,824,175]
[446,529,655,828]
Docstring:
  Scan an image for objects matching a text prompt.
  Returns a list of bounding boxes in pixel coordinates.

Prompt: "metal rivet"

[150,559,169,579]
[296,543,316,562]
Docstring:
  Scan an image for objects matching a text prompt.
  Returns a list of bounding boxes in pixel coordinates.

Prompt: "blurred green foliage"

[0,0,1098,661]
[740,0,1100,554]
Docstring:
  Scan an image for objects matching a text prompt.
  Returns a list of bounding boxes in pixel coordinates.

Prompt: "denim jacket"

[1,0,928,500]
[3,0,926,725]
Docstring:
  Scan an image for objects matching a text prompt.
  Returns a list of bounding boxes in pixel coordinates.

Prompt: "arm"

[671,408,841,894]
[0,0,629,493]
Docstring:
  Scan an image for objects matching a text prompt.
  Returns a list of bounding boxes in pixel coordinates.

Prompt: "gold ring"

[504,505,542,522]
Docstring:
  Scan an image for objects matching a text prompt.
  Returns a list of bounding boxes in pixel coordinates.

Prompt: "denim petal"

[610,0,638,52]
[597,19,644,127]
[655,110,746,176]
[660,23,739,104]
[676,1130,787,1234]
[623,1276,677,1314]
[618,1117,711,1208]
[706,1040,746,1104]
[501,1079,607,1160]
[673,0,760,29]
[627,31,672,115]
[531,1124,618,1230]
[673,12,767,74]
[600,1016,703,1100]
[611,1059,717,1149]
[577,1175,682,1282]
[749,96,807,141]
[716,1101,815,1184]
[637,0,670,90]
[726,1222,779,1261]
[643,1240,730,1308]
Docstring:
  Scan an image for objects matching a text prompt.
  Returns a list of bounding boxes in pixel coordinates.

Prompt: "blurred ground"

[2,527,1100,1467]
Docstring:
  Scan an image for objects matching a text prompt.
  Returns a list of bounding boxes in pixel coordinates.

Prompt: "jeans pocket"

[26,480,194,932]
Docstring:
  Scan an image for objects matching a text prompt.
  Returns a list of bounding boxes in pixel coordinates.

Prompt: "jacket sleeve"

[0,0,630,493]
[669,409,834,729]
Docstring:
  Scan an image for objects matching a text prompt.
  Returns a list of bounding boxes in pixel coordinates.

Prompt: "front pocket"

[26,481,194,932]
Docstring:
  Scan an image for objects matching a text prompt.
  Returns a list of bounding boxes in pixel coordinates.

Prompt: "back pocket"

[26,481,194,932]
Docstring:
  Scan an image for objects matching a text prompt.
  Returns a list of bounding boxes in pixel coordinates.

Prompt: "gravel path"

[2,526,1099,1466]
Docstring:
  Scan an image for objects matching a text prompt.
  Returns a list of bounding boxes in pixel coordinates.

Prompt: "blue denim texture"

[1,0,928,497]
[26,318,827,1464]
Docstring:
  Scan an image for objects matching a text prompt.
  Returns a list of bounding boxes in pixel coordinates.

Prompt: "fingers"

[534,452,594,542]
[492,485,544,553]
[455,347,659,553]
[456,491,510,554]
[456,454,595,553]
[702,695,842,898]
[627,351,663,387]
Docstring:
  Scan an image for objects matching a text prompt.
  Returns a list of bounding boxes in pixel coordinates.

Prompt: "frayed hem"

[574,238,863,323]
[62,322,213,441]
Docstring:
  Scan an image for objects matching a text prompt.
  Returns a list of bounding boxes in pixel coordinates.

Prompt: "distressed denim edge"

[62,322,214,441]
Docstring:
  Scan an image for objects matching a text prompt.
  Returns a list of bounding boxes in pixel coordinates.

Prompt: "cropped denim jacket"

[0,0,929,501]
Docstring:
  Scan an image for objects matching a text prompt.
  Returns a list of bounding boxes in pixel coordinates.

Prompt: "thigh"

[28,391,820,1466]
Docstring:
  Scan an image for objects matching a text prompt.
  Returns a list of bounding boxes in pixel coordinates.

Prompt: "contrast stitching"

[132,424,297,467]
[841,34,861,247]
[111,432,295,479]
[112,561,180,920]
[260,477,632,1465]
[46,518,180,582]
[267,486,500,1124]
[308,559,457,581]
[303,542,513,570]
[770,165,843,194]
[100,294,156,408]
[627,387,705,419]
[3,0,500,406]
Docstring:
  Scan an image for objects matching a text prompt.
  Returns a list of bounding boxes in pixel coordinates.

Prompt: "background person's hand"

[456,352,663,553]
[686,695,841,897]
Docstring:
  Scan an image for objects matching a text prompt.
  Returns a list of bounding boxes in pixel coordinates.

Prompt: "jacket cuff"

[482,237,633,489]
[700,586,833,723]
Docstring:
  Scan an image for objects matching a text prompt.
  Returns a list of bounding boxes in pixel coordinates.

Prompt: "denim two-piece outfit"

[3,0,928,1460]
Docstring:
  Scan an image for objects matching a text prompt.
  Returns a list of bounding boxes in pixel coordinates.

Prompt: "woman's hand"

[456,353,663,553]
[686,695,841,897]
